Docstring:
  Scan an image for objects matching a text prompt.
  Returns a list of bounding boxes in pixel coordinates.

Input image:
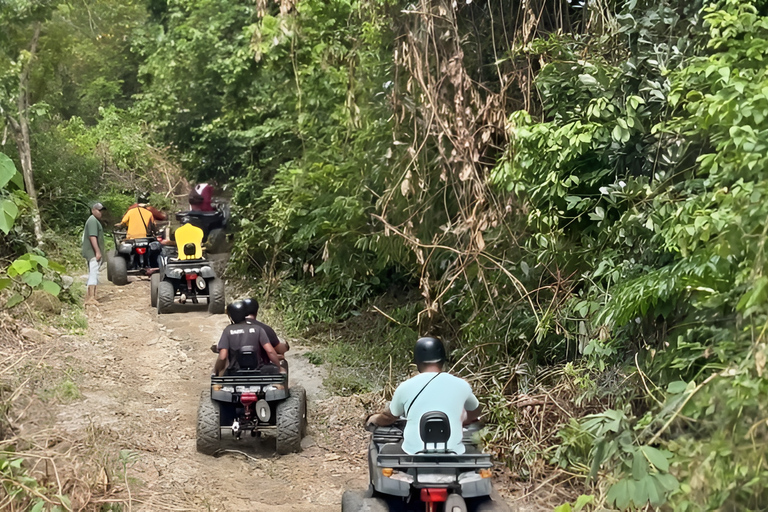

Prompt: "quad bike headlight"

[196,275,206,290]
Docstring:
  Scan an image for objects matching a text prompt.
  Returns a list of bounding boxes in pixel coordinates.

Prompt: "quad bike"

[106,230,162,286]
[175,202,230,254]
[196,345,307,455]
[342,418,508,512]
[151,223,225,314]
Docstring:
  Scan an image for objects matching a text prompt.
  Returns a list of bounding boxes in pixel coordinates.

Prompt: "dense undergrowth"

[3,0,768,509]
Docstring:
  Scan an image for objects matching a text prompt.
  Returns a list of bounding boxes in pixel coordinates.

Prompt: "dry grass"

[0,311,188,511]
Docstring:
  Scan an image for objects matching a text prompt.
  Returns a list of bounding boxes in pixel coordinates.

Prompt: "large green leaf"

[48,261,66,273]
[22,271,43,287]
[0,199,19,234]
[640,445,671,472]
[41,280,61,296]
[7,259,33,277]
[0,153,19,189]
[5,293,24,308]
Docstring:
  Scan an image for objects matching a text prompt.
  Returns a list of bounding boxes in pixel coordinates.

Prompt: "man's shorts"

[87,258,99,286]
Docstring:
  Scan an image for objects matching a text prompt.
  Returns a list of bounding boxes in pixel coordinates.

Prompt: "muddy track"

[57,272,369,511]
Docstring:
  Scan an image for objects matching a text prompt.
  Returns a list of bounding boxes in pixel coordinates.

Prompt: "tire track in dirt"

[57,272,369,511]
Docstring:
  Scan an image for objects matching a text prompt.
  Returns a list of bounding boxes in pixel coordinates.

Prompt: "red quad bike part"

[240,392,258,421]
[421,488,448,512]
[135,247,147,254]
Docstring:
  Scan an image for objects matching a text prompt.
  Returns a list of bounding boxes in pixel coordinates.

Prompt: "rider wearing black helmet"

[212,301,283,376]
[126,192,167,222]
[367,336,481,454]
[242,298,290,356]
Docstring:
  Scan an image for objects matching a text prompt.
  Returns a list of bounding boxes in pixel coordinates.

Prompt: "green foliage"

[0,152,25,236]
[0,452,71,511]
[489,0,768,508]
[2,252,64,308]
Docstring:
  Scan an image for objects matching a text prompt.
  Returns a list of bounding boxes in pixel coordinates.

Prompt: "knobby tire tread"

[150,273,160,307]
[276,388,303,454]
[157,280,175,314]
[207,277,225,314]
[196,389,221,455]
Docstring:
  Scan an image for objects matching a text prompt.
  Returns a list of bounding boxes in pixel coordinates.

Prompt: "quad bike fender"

[200,266,216,279]
[117,242,133,254]
[369,444,410,497]
[211,389,234,402]
[265,387,288,401]
[459,476,493,498]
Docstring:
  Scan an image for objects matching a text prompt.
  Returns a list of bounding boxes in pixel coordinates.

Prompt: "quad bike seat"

[173,223,204,260]
[227,346,281,376]
[418,411,453,454]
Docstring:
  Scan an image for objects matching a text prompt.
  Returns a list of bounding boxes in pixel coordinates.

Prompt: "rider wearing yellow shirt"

[117,205,155,239]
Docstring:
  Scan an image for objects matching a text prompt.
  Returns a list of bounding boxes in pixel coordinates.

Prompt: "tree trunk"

[6,23,43,247]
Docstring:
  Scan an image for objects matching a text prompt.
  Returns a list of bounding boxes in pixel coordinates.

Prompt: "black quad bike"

[175,202,230,254]
[342,418,508,512]
[196,346,307,455]
[106,231,162,286]
[150,243,226,314]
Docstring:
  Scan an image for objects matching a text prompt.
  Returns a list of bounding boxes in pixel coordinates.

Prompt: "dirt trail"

[57,272,369,511]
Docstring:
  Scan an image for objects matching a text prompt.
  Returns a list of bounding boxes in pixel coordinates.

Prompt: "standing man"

[367,337,481,454]
[82,202,106,306]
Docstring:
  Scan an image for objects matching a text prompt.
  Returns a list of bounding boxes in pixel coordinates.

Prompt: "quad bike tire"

[341,490,388,512]
[150,273,160,307]
[112,253,128,286]
[299,386,308,437]
[207,277,225,314]
[206,228,229,254]
[106,249,116,282]
[445,494,468,512]
[157,280,175,314]
[196,388,221,455]
[276,386,305,454]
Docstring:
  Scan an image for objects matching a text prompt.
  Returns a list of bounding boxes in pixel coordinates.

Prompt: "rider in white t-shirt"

[368,337,481,454]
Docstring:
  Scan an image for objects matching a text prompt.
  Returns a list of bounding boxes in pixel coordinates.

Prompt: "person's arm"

[261,340,283,368]
[368,383,405,426]
[89,236,101,262]
[368,409,399,426]
[149,206,166,221]
[213,349,228,376]
[118,211,130,227]
[463,388,482,425]
[213,331,229,375]
[263,323,289,354]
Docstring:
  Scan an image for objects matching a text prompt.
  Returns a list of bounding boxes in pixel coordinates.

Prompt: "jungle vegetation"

[2,0,768,509]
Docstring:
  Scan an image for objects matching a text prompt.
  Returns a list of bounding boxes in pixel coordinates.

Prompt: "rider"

[242,298,290,356]
[127,193,166,222]
[116,199,156,239]
[189,183,214,212]
[213,301,283,376]
[367,337,481,454]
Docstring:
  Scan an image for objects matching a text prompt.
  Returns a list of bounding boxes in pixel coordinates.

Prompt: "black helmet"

[137,192,149,204]
[242,297,259,317]
[414,336,446,365]
[226,301,248,324]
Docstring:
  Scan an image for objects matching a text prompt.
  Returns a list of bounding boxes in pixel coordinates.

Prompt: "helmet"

[414,336,446,365]
[226,301,248,324]
[137,192,149,204]
[242,297,259,317]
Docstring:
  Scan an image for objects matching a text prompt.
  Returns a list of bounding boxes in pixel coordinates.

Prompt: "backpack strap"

[405,372,441,417]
